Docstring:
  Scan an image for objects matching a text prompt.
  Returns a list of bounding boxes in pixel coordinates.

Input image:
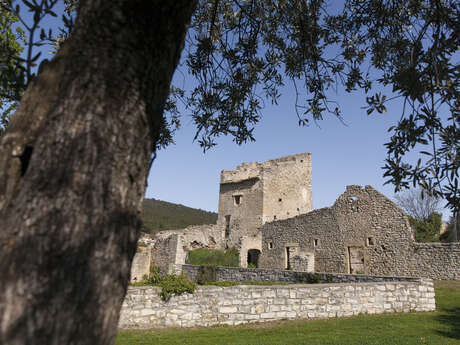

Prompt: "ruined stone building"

[131,153,460,282]
[217,153,312,267]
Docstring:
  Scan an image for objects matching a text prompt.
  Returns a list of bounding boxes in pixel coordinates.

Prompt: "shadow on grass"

[435,307,460,340]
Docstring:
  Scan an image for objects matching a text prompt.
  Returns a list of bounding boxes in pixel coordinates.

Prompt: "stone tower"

[217,153,312,266]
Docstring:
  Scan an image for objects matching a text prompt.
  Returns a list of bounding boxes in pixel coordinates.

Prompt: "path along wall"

[119,278,435,329]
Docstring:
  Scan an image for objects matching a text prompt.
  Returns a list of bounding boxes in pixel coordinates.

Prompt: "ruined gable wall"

[259,185,416,276]
[259,184,460,280]
[133,224,222,276]
[261,153,312,223]
[332,185,415,276]
[259,208,343,272]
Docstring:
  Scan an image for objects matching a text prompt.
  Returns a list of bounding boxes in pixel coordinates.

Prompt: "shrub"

[133,265,196,301]
[159,274,196,301]
[145,265,163,284]
[409,212,442,242]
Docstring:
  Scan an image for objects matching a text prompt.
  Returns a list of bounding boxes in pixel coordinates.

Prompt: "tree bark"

[0,1,197,344]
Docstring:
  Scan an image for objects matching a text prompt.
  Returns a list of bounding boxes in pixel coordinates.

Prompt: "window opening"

[233,195,242,205]
[314,239,319,247]
[225,215,231,238]
[367,237,375,246]
[268,241,274,249]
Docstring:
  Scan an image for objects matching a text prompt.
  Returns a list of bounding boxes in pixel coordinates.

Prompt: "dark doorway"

[247,249,261,268]
[285,247,291,270]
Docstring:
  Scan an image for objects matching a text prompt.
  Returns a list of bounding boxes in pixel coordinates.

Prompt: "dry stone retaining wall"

[119,278,435,329]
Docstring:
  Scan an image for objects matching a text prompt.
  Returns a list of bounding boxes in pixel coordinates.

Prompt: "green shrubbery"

[159,274,196,301]
[133,266,196,301]
[410,212,442,242]
[186,248,239,267]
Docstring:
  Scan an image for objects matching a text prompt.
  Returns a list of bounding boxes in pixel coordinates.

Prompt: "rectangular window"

[225,215,231,238]
[233,195,242,205]
[314,239,319,247]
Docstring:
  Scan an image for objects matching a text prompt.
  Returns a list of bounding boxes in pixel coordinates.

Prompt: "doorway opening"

[247,249,261,268]
[347,246,365,274]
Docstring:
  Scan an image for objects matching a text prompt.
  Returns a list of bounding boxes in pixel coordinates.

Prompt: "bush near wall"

[132,266,196,301]
[410,212,442,242]
[186,248,239,267]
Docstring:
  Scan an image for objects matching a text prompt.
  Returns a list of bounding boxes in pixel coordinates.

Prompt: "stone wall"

[130,249,151,282]
[130,225,222,279]
[258,185,460,280]
[410,243,460,280]
[178,264,421,284]
[217,177,263,249]
[261,153,312,223]
[217,152,313,259]
[259,207,341,272]
[119,278,435,329]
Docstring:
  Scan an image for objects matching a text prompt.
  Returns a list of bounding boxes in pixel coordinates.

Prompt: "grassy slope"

[116,281,460,345]
[186,248,240,267]
[142,198,217,234]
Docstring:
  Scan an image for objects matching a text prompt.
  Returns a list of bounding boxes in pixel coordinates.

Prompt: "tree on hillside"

[0,1,459,344]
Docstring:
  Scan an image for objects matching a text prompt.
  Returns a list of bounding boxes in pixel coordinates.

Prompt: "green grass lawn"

[116,281,460,345]
[186,248,240,267]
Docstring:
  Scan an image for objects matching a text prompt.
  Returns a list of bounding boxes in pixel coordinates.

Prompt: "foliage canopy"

[1,0,459,213]
[0,0,25,134]
[409,212,442,242]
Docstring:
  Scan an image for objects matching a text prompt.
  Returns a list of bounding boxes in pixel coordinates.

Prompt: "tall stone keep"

[217,153,312,266]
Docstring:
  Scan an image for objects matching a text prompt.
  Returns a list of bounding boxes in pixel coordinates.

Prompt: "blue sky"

[146,78,416,213]
[14,1,451,218]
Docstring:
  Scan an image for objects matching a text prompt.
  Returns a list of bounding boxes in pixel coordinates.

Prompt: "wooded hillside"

[142,199,217,234]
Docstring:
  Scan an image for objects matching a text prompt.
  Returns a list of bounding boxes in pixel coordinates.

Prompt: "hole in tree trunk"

[20,146,34,176]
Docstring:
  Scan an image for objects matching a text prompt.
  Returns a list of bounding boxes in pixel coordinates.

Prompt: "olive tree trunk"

[0,1,196,344]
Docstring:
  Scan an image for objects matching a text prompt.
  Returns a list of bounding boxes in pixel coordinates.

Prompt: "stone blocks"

[119,278,435,329]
